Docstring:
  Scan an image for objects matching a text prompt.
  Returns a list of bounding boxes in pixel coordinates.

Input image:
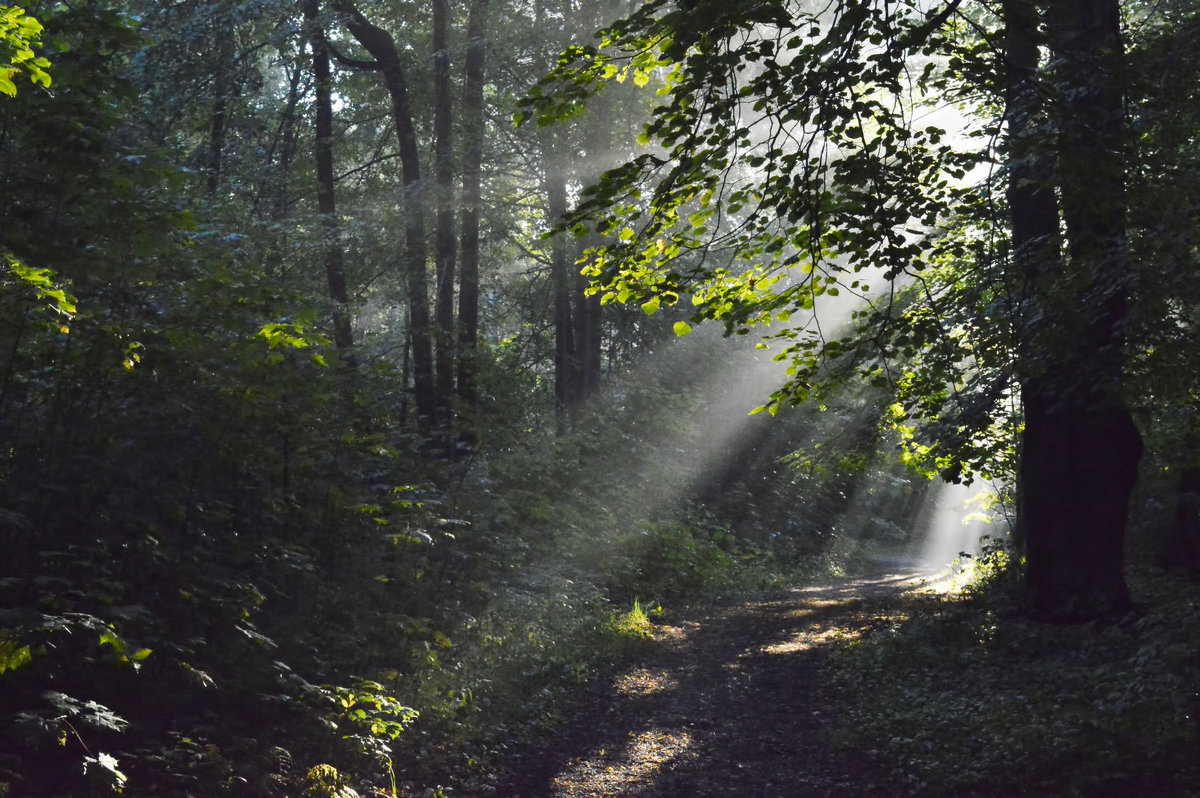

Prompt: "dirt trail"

[494,569,931,797]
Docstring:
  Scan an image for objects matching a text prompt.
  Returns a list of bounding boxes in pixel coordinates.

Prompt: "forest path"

[493,567,935,797]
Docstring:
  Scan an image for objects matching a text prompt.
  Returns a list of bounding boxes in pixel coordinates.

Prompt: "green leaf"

[0,637,33,675]
[641,295,661,315]
[99,630,127,655]
[673,320,692,336]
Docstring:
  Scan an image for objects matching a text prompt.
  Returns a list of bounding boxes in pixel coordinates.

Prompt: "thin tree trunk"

[574,86,612,402]
[574,253,602,399]
[546,152,574,437]
[536,0,578,435]
[334,0,436,425]
[432,0,456,427]
[456,0,489,410]
[304,0,355,358]
[205,26,235,197]
[264,54,304,280]
[267,55,304,222]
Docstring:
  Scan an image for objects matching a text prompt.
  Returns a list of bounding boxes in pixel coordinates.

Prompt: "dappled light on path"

[760,623,847,655]
[501,572,927,796]
[613,667,679,698]
[553,728,696,796]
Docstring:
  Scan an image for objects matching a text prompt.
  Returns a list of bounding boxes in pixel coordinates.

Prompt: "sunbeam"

[916,480,994,577]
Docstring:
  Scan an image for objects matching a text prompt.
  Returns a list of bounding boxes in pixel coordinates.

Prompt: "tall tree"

[1017,0,1140,616]
[520,0,1145,617]
[333,0,436,425]
[455,0,489,409]
[432,0,456,425]
[205,14,235,197]
[304,0,355,356]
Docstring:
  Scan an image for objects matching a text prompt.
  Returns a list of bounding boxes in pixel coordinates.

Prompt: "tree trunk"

[205,21,234,197]
[546,152,575,436]
[304,0,355,358]
[335,0,436,426]
[265,52,304,224]
[432,0,456,427]
[456,0,489,410]
[574,254,602,400]
[572,78,613,404]
[1010,0,1140,619]
[1167,465,1200,578]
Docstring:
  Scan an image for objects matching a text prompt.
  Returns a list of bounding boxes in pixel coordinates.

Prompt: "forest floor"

[490,565,935,797]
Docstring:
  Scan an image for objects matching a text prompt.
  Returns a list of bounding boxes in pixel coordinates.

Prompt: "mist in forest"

[916,481,995,576]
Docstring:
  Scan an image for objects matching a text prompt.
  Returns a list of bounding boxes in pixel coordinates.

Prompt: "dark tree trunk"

[532,0,578,435]
[1166,465,1200,578]
[432,0,456,427]
[573,86,612,404]
[335,0,436,425]
[205,26,234,197]
[1020,390,1140,618]
[1009,0,1140,619]
[304,0,355,358]
[456,0,489,410]
[574,260,602,400]
[1004,0,1062,558]
[546,154,575,436]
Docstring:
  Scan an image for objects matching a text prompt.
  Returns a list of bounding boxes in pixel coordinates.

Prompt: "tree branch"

[328,41,378,70]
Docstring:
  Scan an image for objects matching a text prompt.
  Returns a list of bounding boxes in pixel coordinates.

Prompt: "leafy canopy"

[519,0,1011,479]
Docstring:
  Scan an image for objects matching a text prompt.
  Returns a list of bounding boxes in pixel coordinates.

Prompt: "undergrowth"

[825,556,1200,795]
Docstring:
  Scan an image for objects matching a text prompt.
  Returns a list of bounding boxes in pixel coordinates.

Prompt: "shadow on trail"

[495,570,928,797]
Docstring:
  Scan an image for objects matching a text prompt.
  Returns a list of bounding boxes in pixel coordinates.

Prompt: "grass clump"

[604,599,659,642]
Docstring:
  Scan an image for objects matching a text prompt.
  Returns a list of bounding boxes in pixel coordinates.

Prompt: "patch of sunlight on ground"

[761,625,855,655]
[613,668,679,698]
[918,557,987,594]
[554,728,694,796]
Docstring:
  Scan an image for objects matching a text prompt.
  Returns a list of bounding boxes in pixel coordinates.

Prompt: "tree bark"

[456,0,489,410]
[1009,0,1140,619]
[574,246,602,400]
[572,70,614,405]
[1167,465,1200,578]
[546,150,575,436]
[205,19,235,198]
[334,0,436,426]
[304,0,355,358]
[432,0,456,427]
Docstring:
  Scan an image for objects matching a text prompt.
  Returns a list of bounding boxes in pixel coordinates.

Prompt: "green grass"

[605,599,658,641]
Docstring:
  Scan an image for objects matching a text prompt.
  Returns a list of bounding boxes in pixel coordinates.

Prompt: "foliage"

[0,4,50,97]
[517,0,1013,477]
[826,564,1200,795]
[1,253,76,324]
